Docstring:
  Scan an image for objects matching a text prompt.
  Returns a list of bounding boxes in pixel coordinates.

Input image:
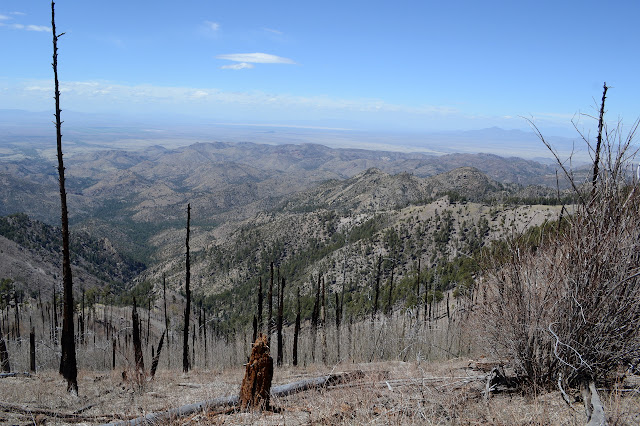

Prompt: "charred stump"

[0,328,9,373]
[239,334,273,411]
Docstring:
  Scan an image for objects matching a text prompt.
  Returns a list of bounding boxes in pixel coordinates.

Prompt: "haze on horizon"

[1,0,639,144]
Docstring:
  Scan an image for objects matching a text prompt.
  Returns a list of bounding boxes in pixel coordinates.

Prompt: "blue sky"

[1,0,639,135]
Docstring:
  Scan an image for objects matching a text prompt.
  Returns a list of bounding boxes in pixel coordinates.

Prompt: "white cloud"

[191,90,209,98]
[25,24,50,32]
[0,14,10,20]
[216,53,296,65]
[5,23,50,32]
[220,62,254,70]
[263,28,283,35]
[6,79,459,123]
[204,21,219,31]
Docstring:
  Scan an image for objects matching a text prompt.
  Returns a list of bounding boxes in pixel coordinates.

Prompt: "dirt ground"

[1,360,639,425]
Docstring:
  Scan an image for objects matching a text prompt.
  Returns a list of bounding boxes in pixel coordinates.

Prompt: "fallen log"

[0,401,113,423]
[0,372,31,379]
[100,370,364,426]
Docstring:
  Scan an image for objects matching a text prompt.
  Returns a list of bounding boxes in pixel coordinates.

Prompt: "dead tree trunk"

[30,327,36,372]
[162,273,170,369]
[146,296,151,347]
[150,330,165,379]
[293,287,300,366]
[203,309,207,367]
[52,287,58,344]
[372,255,382,322]
[80,288,85,345]
[257,277,263,334]
[276,277,285,366]
[415,258,421,321]
[386,264,395,316]
[14,292,20,342]
[591,82,608,198]
[321,277,327,365]
[132,298,144,377]
[183,204,191,373]
[0,328,9,372]
[267,263,274,346]
[52,1,77,395]
[239,334,273,411]
[335,292,341,362]
[311,274,321,362]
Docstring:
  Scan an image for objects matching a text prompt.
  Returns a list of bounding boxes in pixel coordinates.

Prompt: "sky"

[1,0,639,136]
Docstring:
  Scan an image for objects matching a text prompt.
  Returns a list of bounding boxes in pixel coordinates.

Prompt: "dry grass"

[1,360,638,425]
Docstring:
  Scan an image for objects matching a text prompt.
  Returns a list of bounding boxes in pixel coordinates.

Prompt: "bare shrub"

[478,87,640,389]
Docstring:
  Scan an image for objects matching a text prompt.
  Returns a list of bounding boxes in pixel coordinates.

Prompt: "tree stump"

[239,334,273,410]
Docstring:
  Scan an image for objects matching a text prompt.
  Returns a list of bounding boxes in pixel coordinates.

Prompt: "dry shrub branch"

[479,85,640,389]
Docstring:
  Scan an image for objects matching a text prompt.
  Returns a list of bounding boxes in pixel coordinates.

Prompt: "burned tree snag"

[0,328,9,373]
[80,287,85,345]
[239,334,273,411]
[132,298,145,377]
[415,258,421,321]
[591,82,608,198]
[321,276,327,365]
[276,277,285,366]
[293,287,301,366]
[267,263,274,346]
[30,327,36,372]
[162,273,170,368]
[52,287,58,344]
[372,255,382,322]
[52,1,77,395]
[386,264,395,317]
[311,275,321,362]
[257,277,263,334]
[183,204,191,373]
[150,330,165,379]
[252,315,258,344]
[335,291,341,361]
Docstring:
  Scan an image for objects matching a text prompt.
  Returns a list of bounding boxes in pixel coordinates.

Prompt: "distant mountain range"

[0,108,586,161]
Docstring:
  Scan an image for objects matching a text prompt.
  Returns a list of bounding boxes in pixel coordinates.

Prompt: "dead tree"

[150,330,165,379]
[146,296,151,346]
[311,275,321,362]
[52,1,77,395]
[591,82,608,198]
[239,334,273,411]
[257,277,263,333]
[52,287,58,344]
[267,263,274,345]
[14,292,20,342]
[203,309,208,367]
[132,298,145,378]
[335,292,342,362]
[30,328,36,372]
[321,277,327,365]
[293,287,301,366]
[162,273,170,368]
[372,255,382,321]
[385,263,395,317]
[80,288,85,345]
[276,277,285,366]
[415,258,421,321]
[183,203,191,373]
[0,328,9,373]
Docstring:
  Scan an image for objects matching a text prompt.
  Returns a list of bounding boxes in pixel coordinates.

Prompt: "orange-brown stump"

[239,334,273,411]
